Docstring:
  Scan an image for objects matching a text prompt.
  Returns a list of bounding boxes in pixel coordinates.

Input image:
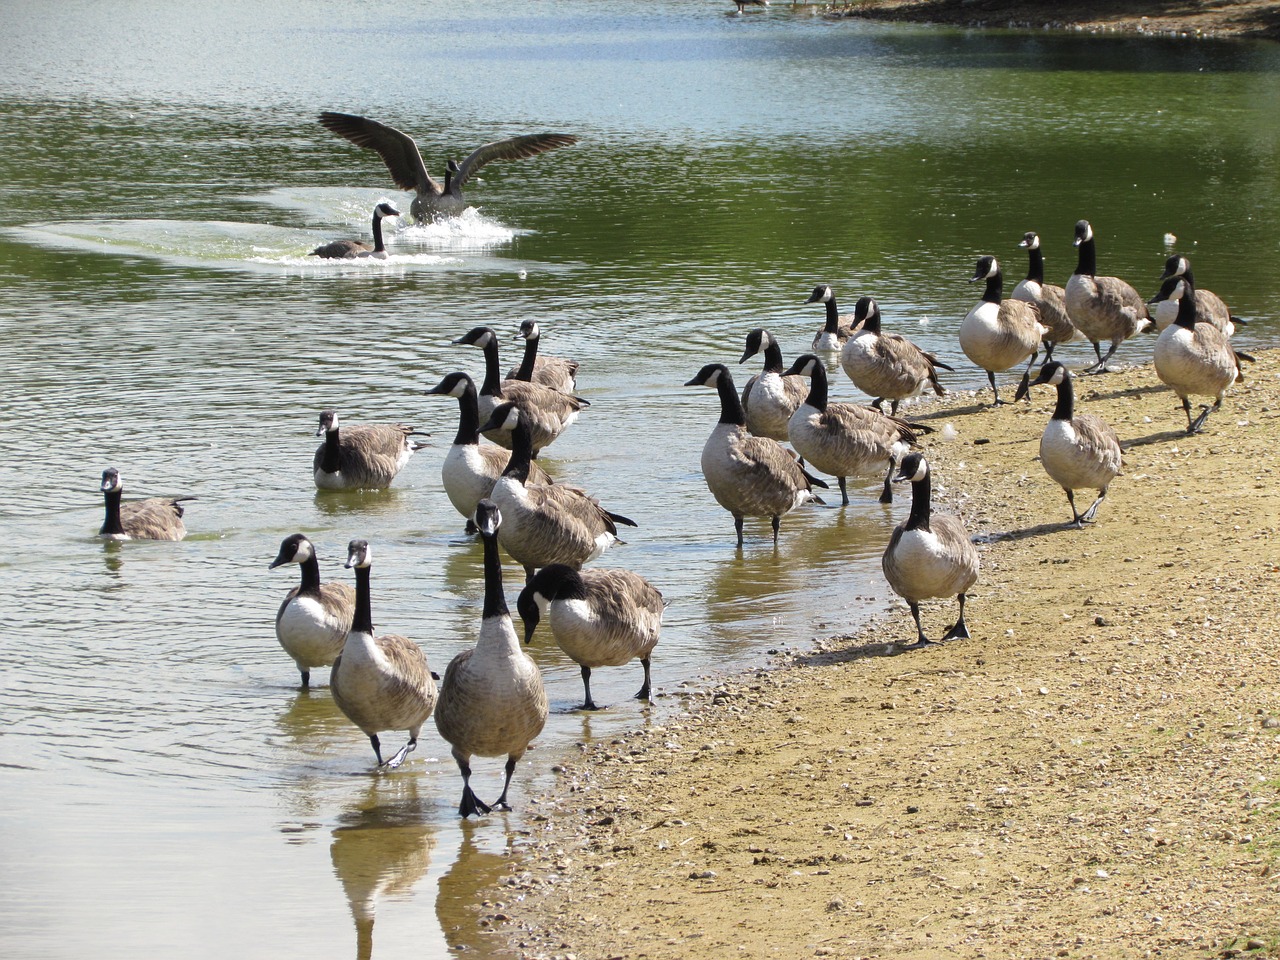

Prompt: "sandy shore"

[478,348,1280,959]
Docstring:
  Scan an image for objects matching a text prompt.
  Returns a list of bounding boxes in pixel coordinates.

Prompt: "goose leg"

[942,594,971,641]
[1092,340,1121,374]
[908,602,932,647]
[1179,397,1195,432]
[870,397,886,413]
[580,665,602,711]
[300,668,311,690]
[493,756,518,811]
[464,518,477,535]
[383,737,417,770]
[1080,488,1107,523]
[454,750,492,818]
[1043,340,1057,363]
[636,657,652,703]
[1189,402,1215,434]
[1015,350,1039,403]
[771,514,781,543]
[1065,489,1084,528]
[988,371,1005,406]
[879,461,895,505]
[1081,339,1105,374]
[369,734,385,766]
[733,513,745,548]
[838,476,849,506]
[890,399,901,417]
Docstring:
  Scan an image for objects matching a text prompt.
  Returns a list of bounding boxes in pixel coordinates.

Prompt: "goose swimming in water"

[269,534,356,689]
[1064,220,1151,373]
[434,499,548,817]
[738,328,809,442]
[805,284,862,352]
[310,201,400,260]
[518,564,664,711]
[318,112,577,223]
[331,540,438,769]
[98,468,193,541]
[506,319,580,394]
[313,410,430,491]
[1011,231,1077,362]
[838,296,953,416]
[960,255,1046,406]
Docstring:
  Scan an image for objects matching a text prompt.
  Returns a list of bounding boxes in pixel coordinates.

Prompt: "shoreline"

[486,350,1280,959]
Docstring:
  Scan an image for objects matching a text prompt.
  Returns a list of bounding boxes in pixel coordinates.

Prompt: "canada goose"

[1064,220,1151,373]
[313,411,429,491]
[424,372,551,533]
[269,533,356,688]
[506,319,579,394]
[804,284,862,351]
[518,564,664,711]
[685,362,826,546]
[1151,255,1241,337]
[331,540,438,769]
[738,328,810,441]
[882,453,980,647]
[733,0,768,12]
[310,201,400,260]
[98,468,193,541]
[782,354,920,506]
[318,112,577,223]
[1016,362,1123,527]
[453,325,586,456]
[434,499,548,816]
[960,255,1046,405]
[1011,231,1077,362]
[839,296,953,416]
[1153,277,1242,434]
[478,403,636,580]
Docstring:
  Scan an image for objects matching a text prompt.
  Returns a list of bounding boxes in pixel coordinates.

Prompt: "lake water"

[1,2,1277,958]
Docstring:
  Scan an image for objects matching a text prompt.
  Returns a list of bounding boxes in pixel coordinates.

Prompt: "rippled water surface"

[2,2,1278,957]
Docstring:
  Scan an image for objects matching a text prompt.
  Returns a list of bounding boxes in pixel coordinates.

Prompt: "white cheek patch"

[295,539,314,563]
[706,369,722,388]
[911,459,929,482]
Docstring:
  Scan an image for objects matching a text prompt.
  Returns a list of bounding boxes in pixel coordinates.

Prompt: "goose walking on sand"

[313,410,429,491]
[318,112,577,223]
[506,319,579,394]
[1153,277,1244,434]
[310,201,400,260]
[98,468,193,541]
[269,533,356,688]
[1011,231,1077,362]
[738,328,810,441]
[839,296,952,416]
[1015,362,1123,528]
[518,564,664,711]
[434,499,548,817]
[685,362,825,547]
[331,540,438,769]
[960,255,1046,406]
[1064,220,1151,373]
[882,453,980,647]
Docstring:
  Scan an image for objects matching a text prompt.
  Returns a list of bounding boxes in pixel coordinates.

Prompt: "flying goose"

[453,325,586,456]
[313,410,429,491]
[805,284,862,351]
[1153,277,1243,434]
[478,403,636,580]
[1016,362,1123,528]
[738,328,810,441]
[1150,255,1241,337]
[838,296,953,416]
[506,319,579,394]
[98,468,193,541]
[685,362,825,546]
[317,112,577,223]
[881,453,980,647]
[310,201,400,260]
[1064,220,1151,373]
[518,564,664,711]
[960,255,1046,406]
[331,540,438,769]
[424,372,551,533]
[1011,231,1077,362]
[782,354,920,506]
[269,533,356,688]
[434,499,548,817]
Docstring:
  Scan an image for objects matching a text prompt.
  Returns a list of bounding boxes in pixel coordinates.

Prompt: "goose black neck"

[1025,246,1045,284]
[514,335,540,381]
[371,212,386,253]
[981,272,1003,305]
[1051,375,1075,422]
[863,307,882,335]
[101,488,124,536]
[481,530,509,620]
[823,298,840,333]
[352,566,374,634]
[297,552,323,597]
[803,361,830,411]
[320,427,341,473]
[453,381,482,446]
[1174,285,1198,329]
[714,372,747,426]
[1074,237,1097,278]
[444,169,453,194]
[904,470,932,533]
[761,338,784,374]
[502,419,535,482]
[478,338,504,396]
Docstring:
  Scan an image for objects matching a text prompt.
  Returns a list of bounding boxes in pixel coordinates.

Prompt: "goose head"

[738,329,773,364]
[1073,220,1093,247]
[317,410,339,437]
[270,533,314,569]
[1018,231,1041,250]
[969,255,1000,283]
[1160,254,1191,282]
[424,371,474,399]
[478,401,521,435]
[684,362,730,389]
[452,326,497,349]
[780,354,822,378]
[893,452,930,484]
[1031,361,1069,388]
[804,284,834,305]
[100,467,124,494]
[516,319,541,342]
[853,296,879,326]
[474,498,501,538]
[345,539,372,570]
[373,201,401,220]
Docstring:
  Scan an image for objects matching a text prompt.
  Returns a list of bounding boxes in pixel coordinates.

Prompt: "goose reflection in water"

[435,822,518,954]
[330,779,437,960]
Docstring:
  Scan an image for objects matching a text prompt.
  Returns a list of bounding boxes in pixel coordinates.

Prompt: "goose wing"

[1073,413,1124,475]
[121,497,190,540]
[452,134,578,191]
[318,112,440,195]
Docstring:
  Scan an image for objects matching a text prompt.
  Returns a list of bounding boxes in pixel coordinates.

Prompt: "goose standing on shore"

[98,468,193,541]
[424,372,551,533]
[882,453,980,647]
[318,112,577,223]
[782,354,920,505]
[310,201,400,260]
[1153,277,1242,434]
[1011,231,1077,362]
[1016,362,1123,528]
[331,540,438,769]
[479,404,636,580]
[518,564,664,711]
[453,326,586,456]
[506,319,579,394]
[1064,220,1151,373]
[435,499,548,817]
[1150,255,1240,337]
[313,410,429,491]
[269,533,356,688]
[839,296,953,416]
[960,256,1046,406]
[738,328,809,441]
[685,363,825,546]
[805,284,861,351]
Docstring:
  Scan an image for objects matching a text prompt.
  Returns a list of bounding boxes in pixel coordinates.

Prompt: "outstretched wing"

[452,133,578,190]
[318,112,439,195]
